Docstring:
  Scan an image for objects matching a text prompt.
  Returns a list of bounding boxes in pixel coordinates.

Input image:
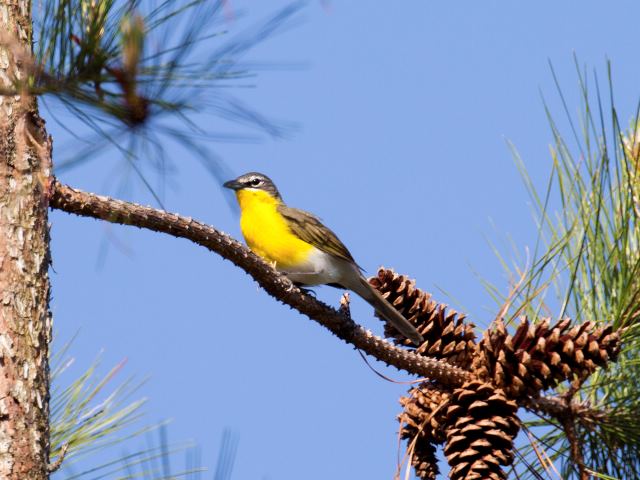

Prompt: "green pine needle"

[484,58,640,479]
[50,339,212,479]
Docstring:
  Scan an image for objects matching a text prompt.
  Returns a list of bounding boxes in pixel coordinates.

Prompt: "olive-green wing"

[277,205,356,263]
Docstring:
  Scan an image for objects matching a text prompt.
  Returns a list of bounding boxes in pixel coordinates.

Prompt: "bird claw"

[298,286,317,297]
[284,279,297,293]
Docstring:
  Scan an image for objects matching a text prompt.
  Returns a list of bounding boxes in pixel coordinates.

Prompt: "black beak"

[223,179,242,190]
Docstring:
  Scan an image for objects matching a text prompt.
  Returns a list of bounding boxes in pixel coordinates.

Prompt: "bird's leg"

[295,284,318,297]
[280,271,330,297]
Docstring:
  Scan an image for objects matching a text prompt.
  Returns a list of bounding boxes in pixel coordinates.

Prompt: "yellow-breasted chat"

[223,172,424,346]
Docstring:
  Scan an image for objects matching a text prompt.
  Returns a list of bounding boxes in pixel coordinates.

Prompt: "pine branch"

[48,179,470,386]
[49,180,619,435]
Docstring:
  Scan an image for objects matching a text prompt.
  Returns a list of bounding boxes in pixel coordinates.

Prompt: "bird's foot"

[289,281,317,297]
[282,278,317,296]
[298,286,318,297]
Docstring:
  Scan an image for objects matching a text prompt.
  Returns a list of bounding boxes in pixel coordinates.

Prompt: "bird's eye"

[249,178,262,187]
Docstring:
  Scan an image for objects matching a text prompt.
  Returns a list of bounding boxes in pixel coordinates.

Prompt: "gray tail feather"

[348,274,424,346]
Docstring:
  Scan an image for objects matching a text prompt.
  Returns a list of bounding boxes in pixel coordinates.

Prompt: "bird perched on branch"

[223,172,424,346]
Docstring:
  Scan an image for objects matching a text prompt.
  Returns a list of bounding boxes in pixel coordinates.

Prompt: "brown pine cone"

[412,440,439,480]
[473,317,623,398]
[369,268,477,368]
[399,383,451,479]
[443,380,520,480]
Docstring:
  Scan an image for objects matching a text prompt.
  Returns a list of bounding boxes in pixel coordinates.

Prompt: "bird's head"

[223,172,283,204]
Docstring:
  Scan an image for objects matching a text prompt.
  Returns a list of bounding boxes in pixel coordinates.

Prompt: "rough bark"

[0,1,52,478]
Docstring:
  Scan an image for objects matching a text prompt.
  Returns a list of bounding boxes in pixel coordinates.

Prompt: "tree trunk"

[0,1,52,478]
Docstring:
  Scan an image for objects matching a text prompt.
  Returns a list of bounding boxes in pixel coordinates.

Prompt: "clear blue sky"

[49,1,640,478]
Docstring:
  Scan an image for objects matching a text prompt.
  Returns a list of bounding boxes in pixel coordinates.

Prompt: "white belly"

[281,248,354,287]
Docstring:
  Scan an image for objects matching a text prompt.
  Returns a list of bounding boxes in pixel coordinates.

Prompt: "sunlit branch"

[49,180,471,386]
[49,180,616,427]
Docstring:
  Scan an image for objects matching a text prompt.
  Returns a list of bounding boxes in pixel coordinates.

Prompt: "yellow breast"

[237,189,313,269]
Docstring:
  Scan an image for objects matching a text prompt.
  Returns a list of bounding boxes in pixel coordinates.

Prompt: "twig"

[48,443,69,473]
[526,393,606,479]
[339,292,351,318]
[561,416,588,480]
[49,180,470,386]
[524,395,609,424]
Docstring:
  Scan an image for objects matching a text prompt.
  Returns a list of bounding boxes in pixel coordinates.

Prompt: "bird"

[223,172,424,346]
